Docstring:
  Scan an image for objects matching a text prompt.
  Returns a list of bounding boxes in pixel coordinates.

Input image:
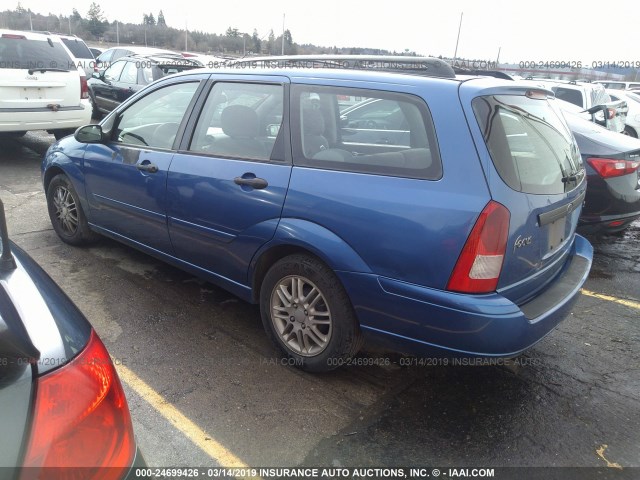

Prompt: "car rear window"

[0,36,73,70]
[60,37,93,59]
[473,94,583,195]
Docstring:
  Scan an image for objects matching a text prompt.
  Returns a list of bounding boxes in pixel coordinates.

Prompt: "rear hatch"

[0,32,79,110]
[465,84,586,305]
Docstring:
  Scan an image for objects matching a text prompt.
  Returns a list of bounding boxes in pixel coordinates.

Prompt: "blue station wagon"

[42,59,593,371]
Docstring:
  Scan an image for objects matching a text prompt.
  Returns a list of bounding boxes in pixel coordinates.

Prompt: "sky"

[10,0,640,65]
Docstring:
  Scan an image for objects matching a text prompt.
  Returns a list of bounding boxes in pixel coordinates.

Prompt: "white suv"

[0,29,92,139]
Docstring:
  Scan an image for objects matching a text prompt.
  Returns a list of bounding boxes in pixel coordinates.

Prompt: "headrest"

[303,107,325,136]
[221,105,259,138]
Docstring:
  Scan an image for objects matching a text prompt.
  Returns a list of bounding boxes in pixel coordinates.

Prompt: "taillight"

[447,201,510,294]
[21,330,135,480]
[80,74,89,100]
[607,108,616,120]
[587,157,640,178]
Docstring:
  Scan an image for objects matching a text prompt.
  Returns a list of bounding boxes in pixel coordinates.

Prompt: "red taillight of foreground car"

[587,157,640,178]
[21,330,135,480]
[80,74,89,100]
[447,201,510,294]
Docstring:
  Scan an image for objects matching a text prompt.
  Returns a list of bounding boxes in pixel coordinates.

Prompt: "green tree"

[71,8,82,21]
[267,29,275,54]
[147,12,155,26]
[225,27,239,37]
[157,10,166,27]
[87,2,106,36]
[252,29,261,54]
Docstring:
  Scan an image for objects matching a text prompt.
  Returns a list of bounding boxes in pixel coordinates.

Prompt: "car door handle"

[136,162,158,173]
[234,176,268,189]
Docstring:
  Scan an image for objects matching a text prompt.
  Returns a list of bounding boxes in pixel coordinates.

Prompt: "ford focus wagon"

[42,58,593,371]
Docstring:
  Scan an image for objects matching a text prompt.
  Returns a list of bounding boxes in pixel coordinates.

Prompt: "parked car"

[181,51,227,67]
[89,46,103,58]
[0,199,144,477]
[521,78,628,133]
[94,46,175,72]
[560,112,640,233]
[593,80,640,91]
[42,61,592,372]
[54,33,95,79]
[0,29,91,139]
[606,89,640,138]
[88,53,201,117]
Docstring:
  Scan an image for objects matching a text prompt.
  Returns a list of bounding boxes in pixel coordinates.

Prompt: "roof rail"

[226,55,456,79]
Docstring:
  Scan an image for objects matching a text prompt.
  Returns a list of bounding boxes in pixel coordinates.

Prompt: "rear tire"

[623,126,638,138]
[46,174,99,246]
[260,254,363,372]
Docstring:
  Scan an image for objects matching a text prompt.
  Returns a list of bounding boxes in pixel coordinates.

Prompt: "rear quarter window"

[473,94,583,195]
[60,38,93,59]
[291,85,442,180]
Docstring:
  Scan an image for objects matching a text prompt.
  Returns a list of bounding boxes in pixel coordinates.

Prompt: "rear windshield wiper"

[27,67,70,75]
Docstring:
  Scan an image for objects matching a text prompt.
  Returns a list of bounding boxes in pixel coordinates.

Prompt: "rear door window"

[473,94,583,194]
[189,82,284,162]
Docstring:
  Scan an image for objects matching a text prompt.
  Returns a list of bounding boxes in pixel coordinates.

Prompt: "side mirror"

[74,124,104,143]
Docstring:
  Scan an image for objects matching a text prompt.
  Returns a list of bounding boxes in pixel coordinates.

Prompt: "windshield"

[473,94,583,194]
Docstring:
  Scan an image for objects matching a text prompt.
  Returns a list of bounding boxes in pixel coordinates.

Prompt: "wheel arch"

[249,219,371,303]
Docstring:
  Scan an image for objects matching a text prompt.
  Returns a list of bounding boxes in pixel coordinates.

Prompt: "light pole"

[453,12,463,62]
[281,13,285,55]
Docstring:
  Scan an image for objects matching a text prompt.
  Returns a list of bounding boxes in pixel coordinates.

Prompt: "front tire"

[260,254,363,372]
[46,174,99,246]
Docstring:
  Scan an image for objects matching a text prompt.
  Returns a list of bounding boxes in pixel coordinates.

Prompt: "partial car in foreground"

[0,199,143,477]
[0,29,91,139]
[43,60,592,371]
[562,113,640,234]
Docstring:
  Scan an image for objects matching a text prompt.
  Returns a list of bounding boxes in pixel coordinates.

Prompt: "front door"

[84,78,205,253]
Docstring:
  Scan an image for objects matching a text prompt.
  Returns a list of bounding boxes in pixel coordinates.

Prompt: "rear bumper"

[0,101,91,133]
[339,235,593,357]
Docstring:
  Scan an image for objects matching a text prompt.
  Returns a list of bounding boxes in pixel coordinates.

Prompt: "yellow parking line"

[115,363,250,468]
[581,289,640,311]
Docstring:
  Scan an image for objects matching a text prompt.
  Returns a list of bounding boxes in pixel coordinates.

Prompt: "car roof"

[103,45,174,55]
[0,28,67,41]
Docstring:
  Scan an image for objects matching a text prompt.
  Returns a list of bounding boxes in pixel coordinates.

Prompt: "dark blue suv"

[42,58,593,371]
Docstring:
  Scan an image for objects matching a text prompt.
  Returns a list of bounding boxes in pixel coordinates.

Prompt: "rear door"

[465,85,587,303]
[0,33,79,112]
[166,76,291,285]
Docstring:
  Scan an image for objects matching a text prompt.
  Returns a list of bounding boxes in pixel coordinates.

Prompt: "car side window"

[189,82,284,161]
[291,85,442,180]
[104,60,126,83]
[113,82,199,149]
[553,87,583,108]
[119,61,138,84]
